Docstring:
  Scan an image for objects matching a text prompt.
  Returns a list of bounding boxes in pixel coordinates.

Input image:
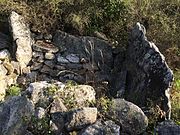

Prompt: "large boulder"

[124,22,173,119]
[26,81,96,109]
[108,98,148,135]
[0,96,34,135]
[9,11,33,72]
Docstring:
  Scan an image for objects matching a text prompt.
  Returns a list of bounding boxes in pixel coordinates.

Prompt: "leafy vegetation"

[6,84,22,96]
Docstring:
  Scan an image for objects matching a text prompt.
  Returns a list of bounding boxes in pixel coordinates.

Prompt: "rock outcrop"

[124,22,173,119]
[0,11,176,134]
[9,11,33,72]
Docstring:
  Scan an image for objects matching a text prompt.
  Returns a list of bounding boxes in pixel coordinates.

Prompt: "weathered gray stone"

[125,22,173,119]
[33,40,59,53]
[26,81,65,105]
[53,30,113,73]
[32,51,44,59]
[30,62,43,71]
[59,85,96,108]
[11,61,20,74]
[9,11,33,71]
[80,120,120,135]
[26,71,38,82]
[155,120,180,135]
[50,112,65,134]
[50,98,67,113]
[108,98,148,135]
[44,60,55,68]
[40,65,51,74]
[57,55,69,64]
[55,65,66,70]
[0,49,11,60]
[66,54,80,63]
[22,66,31,74]
[45,52,55,60]
[0,96,34,135]
[65,107,97,131]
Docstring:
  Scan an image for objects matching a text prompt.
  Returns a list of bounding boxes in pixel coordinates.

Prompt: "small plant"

[28,115,51,135]
[96,96,112,115]
[6,84,22,96]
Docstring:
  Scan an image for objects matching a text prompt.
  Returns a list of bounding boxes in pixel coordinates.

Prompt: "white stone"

[9,11,33,71]
[0,49,11,60]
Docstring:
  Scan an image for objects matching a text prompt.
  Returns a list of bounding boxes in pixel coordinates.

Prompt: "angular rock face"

[125,22,173,119]
[0,96,34,135]
[108,98,148,135]
[9,11,33,71]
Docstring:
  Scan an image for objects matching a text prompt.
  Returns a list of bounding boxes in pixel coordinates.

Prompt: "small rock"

[22,66,31,74]
[0,96,34,135]
[65,107,97,131]
[0,49,11,60]
[55,65,66,70]
[32,51,44,58]
[50,98,67,113]
[33,40,59,53]
[30,62,43,71]
[34,107,46,119]
[40,65,51,74]
[11,61,20,75]
[108,98,148,135]
[66,54,80,63]
[80,120,120,135]
[44,34,52,41]
[44,60,55,68]
[155,120,180,135]
[45,52,55,60]
[26,71,38,82]
[65,63,83,70]
[57,55,69,64]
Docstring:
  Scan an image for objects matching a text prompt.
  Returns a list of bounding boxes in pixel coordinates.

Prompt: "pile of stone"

[0,11,179,135]
[0,81,148,135]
